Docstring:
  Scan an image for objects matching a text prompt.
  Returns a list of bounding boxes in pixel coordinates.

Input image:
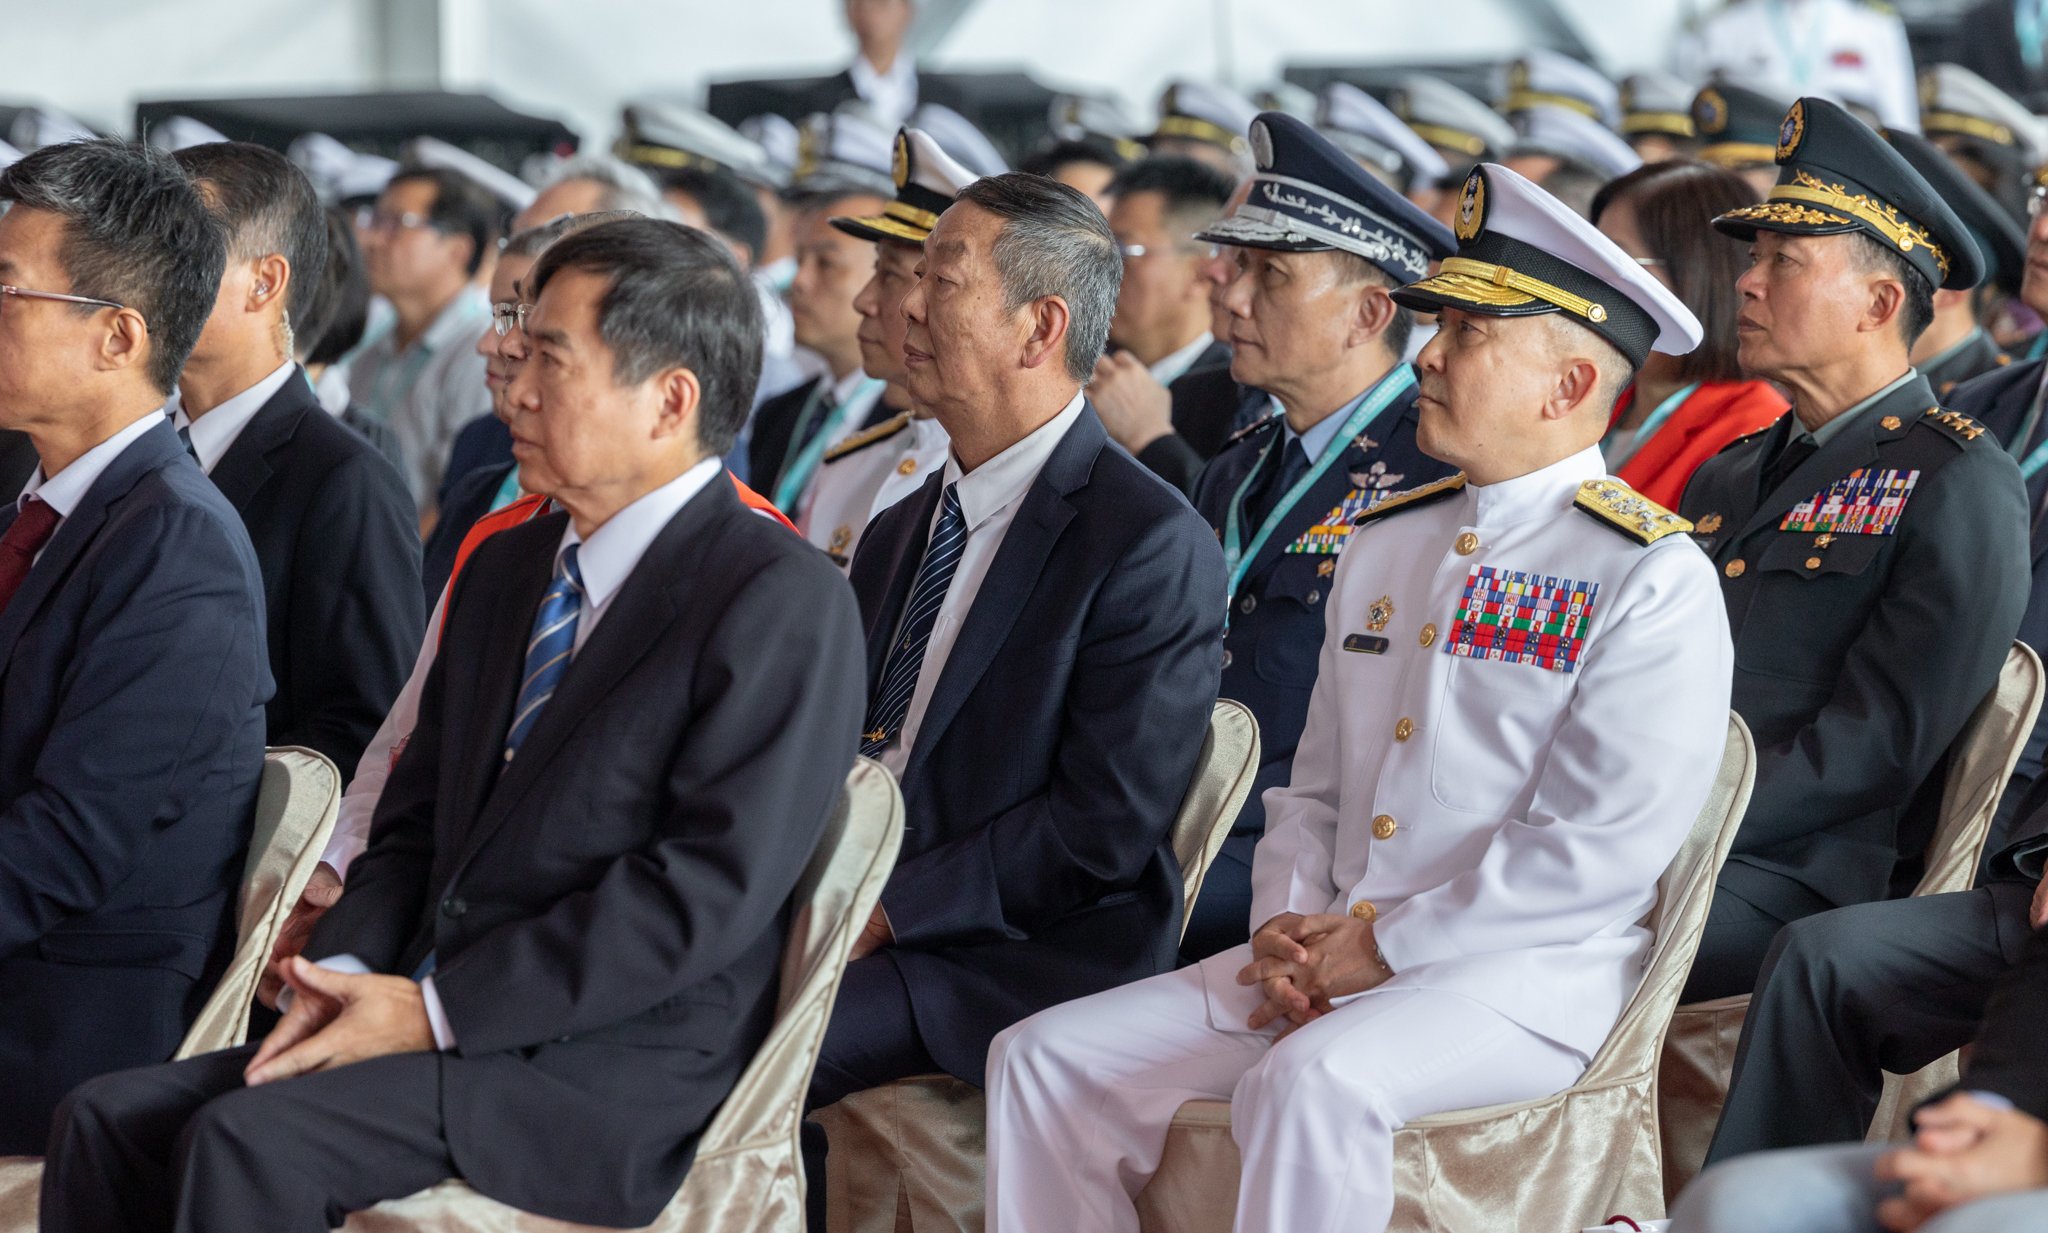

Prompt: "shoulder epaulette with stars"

[1222,414,1282,448]
[1351,473,1466,526]
[823,411,913,463]
[1714,421,1777,457]
[1921,405,1987,444]
[1573,478,1693,546]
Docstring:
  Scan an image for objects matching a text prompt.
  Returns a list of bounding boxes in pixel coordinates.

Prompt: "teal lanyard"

[2021,0,2046,70]
[1221,366,1417,613]
[489,464,525,512]
[1605,382,1700,469]
[773,377,884,511]
[1767,0,1825,91]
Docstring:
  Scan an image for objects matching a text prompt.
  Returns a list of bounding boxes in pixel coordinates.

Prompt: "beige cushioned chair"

[339,757,904,1233]
[1658,643,2043,1196]
[811,699,1262,1233]
[1133,712,1755,1233]
[0,745,344,1232]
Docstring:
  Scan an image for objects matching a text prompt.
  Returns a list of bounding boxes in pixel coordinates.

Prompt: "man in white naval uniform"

[798,127,973,568]
[983,163,1736,1233]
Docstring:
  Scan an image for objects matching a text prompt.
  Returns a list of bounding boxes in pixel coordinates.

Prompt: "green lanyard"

[1605,382,1699,469]
[2021,0,2046,71]
[1221,366,1416,615]
[773,377,885,510]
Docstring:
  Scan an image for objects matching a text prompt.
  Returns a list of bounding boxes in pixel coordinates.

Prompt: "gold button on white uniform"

[1455,532,1480,555]
[1349,900,1377,923]
[1419,622,1438,647]
[1372,814,1398,840]
[1394,718,1414,742]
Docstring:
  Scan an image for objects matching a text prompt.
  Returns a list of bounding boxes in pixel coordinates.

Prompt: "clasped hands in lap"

[241,955,434,1087]
[1868,1094,2048,1232]
[1237,912,1394,1035]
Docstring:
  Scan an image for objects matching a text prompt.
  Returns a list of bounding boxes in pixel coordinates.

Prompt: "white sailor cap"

[1317,82,1451,192]
[1919,63,2048,166]
[739,114,802,182]
[1149,80,1259,157]
[1195,112,1456,283]
[792,105,897,197]
[1048,92,1146,160]
[146,116,229,153]
[402,136,535,211]
[1387,74,1518,162]
[618,102,786,190]
[1501,50,1622,130]
[1252,83,1319,124]
[287,132,398,204]
[830,127,978,246]
[909,103,1007,176]
[8,107,96,153]
[1620,71,1698,139]
[1393,163,1702,367]
[1510,104,1644,180]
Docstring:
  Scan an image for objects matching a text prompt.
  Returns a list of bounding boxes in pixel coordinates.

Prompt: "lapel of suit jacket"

[855,472,944,689]
[205,373,313,511]
[0,421,182,669]
[1732,380,1924,542]
[449,479,729,875]
[899,406,1099,785]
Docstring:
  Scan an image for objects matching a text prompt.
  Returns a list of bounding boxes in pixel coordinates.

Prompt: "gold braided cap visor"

[1719,169,1950,280]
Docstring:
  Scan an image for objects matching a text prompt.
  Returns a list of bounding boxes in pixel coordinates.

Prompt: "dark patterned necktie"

[862,484,966,758]
[0,497,61,616]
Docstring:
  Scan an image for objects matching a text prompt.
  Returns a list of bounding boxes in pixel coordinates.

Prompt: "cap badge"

[891,132,912,191]
[1695,89,1728,135]
[1777,101,1806,162]
[1249,119,1275,171]
[1455,171,1486,242]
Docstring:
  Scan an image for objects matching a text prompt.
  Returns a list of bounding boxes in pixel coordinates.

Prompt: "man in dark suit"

[1677,98,2031,1001]
[803,172,1225,1227]
[170,142,423,777]
[41,218,867,1233]
[0,139,267,1154]
[1951,173,2048,510]
[805,0,964,126]
[1887,130,2025,400]
[1178,113,1458,960]
[1088,156,1238,496]
[0,428,33,495]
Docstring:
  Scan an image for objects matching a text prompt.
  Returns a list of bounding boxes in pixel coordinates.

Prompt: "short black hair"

[1019,137,1132,180]
[301,207,370,368]
[173,141,329,332]
[0,138,227,394]
[1590,160,1759,384]
[527,217,764,456]
[955,173,1122,383]
[1328,251,1415,359]
[1105,156,1235,222]
[656,167,767,266]
[386,165,501,276]
[1853,233,1936,349]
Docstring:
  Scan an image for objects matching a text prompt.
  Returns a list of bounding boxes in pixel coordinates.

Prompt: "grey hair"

[1539,312,1634,417]
[953,173,1121,383]
[503,208,648,262]
[536,155,675,221]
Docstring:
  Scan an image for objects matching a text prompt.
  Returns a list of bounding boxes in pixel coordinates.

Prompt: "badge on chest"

[1286,488,1380,554]
[1780,468,1919,536]
[1446,565,1600,674]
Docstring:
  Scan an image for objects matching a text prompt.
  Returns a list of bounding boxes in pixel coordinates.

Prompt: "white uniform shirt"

[878,391,1086,777]
[168,361,298,474]
[1676,0,1919,129]
[799,413,952,568]
[1244,447,1734,1057]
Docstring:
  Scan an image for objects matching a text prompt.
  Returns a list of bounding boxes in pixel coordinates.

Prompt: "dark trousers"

[41,1043,454,1233]
[1681,871,1835,1002]
[802,954,939,1233]
[1704,881,2037,1165]
[1179,837,1254,964]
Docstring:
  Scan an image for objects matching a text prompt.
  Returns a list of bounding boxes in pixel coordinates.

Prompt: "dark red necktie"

[0,497,61,616]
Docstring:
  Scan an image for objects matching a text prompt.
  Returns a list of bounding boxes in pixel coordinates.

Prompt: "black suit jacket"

[0,420,269,1153]
[804,66,968,118]
[211,371,422,773]
[1679,374,2031,917]
[1922,331,2011,403]
[306,477,865,1226]
[1953,355,2046,509]
[1952,0,2048,105]
[847,404,1225,1083]
[0,429,34,497]
[1136,345,1266,496]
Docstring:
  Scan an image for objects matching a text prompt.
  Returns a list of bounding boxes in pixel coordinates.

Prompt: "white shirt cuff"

[420,974,457,1050]
[277,952,372,1012]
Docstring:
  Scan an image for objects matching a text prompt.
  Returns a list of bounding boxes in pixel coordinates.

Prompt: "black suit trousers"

[801,955,937,1233]
[1705,881,2037,1165]
[42,1044,454,1233]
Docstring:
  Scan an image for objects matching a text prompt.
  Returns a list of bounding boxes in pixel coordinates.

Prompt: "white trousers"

[984,943,1585,1233]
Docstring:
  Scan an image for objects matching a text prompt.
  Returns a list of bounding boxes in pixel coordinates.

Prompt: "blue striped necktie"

[505,543,584,763]
[862,484,966,758]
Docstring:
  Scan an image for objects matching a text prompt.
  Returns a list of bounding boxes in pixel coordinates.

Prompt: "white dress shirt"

[168,360,298,474]
[17,411,166,562]
[1148,331,1216,387]
[849,53,919,129]
[879,390,1086,777]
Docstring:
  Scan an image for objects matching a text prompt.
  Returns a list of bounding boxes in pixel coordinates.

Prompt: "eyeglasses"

[356,208,441,235]
[1118,242,1216,262]
[0,283,132,318]
[490,301,533,337]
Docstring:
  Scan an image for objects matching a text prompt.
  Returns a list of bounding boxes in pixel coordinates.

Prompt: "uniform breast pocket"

[1251,556,1334,689]
[1733,533,1888,683]
[1428,655,1573,815]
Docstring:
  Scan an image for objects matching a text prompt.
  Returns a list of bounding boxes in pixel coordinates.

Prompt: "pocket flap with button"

[1756,531,1887,578]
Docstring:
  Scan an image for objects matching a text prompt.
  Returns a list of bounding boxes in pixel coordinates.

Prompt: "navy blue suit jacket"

[846,404,1225,1083]
[0,419,270,1152]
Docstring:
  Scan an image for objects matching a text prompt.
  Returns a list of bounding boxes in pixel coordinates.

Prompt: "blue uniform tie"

[862,484,965,758]
[505,544,584,762]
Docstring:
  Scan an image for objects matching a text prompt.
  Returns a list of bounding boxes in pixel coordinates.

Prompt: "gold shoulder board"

[1573,478,1694,545]
[823,411,913,463]
[1921,406,1987,443]
[1351,473,1467,526]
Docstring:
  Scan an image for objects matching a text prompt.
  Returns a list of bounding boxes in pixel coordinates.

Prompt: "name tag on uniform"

[1445,566,1599,674]
[1780,468,1919,535]
[1343,634,1390,654]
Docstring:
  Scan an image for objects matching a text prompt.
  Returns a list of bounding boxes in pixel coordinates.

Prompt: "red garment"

[1612,380,1789,508]
[438,473,794,642]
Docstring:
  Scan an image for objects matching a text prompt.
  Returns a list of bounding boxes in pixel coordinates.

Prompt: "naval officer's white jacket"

[1239,445,1734,1058]
[798,412,952,569]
